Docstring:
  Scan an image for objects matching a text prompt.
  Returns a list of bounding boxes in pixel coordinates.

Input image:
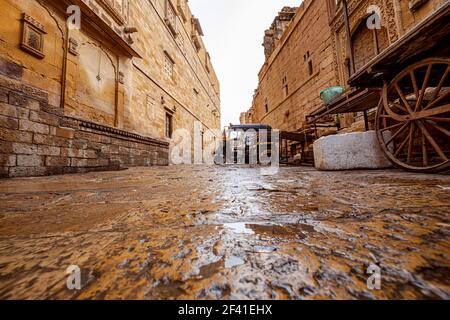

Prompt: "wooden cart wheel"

[376,58,450,173]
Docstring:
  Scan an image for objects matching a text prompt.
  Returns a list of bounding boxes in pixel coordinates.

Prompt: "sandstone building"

[0,0,220,178]
[244,1,336,133]
[242,0,446,155]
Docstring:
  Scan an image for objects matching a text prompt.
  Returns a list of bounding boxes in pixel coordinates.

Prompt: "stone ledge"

[62,116,169,148]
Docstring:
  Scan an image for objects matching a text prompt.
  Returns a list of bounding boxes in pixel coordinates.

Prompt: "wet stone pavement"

[0,165,449,300]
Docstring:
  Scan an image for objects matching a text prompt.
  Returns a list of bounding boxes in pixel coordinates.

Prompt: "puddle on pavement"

[223,222,255,234]
[223,221,316,241]
[251,245,278,253]
[225,256,245,268]
[249,223,316,240]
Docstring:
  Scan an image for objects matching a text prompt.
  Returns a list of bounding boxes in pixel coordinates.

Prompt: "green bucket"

[320,86,344,104]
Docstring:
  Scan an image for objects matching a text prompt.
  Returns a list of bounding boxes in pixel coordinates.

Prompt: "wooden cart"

[347,2,450,173]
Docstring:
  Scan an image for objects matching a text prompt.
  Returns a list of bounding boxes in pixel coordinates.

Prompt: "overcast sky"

[189,0,302,128]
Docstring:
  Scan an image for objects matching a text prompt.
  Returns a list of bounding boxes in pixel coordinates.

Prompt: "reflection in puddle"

[249,223,316,240]
[225,256,245,268]
[252,245,278,253]
[223,222,316,241]
[223,223,255,235]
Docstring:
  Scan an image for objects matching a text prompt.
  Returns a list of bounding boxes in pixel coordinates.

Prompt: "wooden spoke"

[425,117,450,123]
[407,122,416,163]
[391,103,408,113]
[425,119,450,137]
[381,122,403,132]
[423,90,450,111]
[422,133,428,167]
[410,70,419,101]
[416,64,433,112]
[416,120,448,161]
[430,66,449,102]
[395,83,413,114]
[394,131,410,158]
[384,121,410,146]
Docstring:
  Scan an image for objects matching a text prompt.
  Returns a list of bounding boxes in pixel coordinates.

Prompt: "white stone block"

[313,131,392,171]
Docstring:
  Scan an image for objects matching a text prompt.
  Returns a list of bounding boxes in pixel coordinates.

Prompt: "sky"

[189,0,302,128]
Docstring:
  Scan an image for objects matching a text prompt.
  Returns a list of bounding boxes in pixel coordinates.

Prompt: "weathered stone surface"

[0,154,16,166]
[314,131,392,170]
[12,143,37,155]
[30,110,60,127]
[19,119,49,135]
[36,145,61,156]
[0,115,18,130]
[0,166,449,299]
[8,92,40,110]
[0,56,23,79]
[71,158,88,167]
[8,167,47,178]
[45,156,70,167]
[33,133,71,148]
[17,154,43,167]
[0,102,17,118]
[56,127,75,139]
[60,147,85,158]
[0,127,33,143]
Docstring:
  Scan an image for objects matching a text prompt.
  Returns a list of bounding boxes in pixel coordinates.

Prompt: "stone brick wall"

[0,0,221,177]
[0,76,169,178]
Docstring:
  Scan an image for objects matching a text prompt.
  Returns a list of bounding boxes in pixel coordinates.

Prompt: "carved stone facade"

[242,0,446,132]
[262,7,298,60]
[329,0,446,128]
[245,0,337,132]
[0,0,220,178]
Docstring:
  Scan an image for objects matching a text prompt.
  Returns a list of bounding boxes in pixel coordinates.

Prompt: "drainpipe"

[342,0,355,75]
[60,24,69,110]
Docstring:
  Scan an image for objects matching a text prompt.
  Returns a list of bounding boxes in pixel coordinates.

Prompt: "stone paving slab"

[0,166,449,299]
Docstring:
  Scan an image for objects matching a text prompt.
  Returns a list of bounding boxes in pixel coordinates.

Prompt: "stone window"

[304,51,313,76]
[308,61,313,76]
[165,112,173,138]
[20,14,47,59]
[264,98,269,113]
[177,0,187,22]
[176,33,186,56]
[352,20,389,72]
[163,52,174,79]
[282,76,289,98]
[165,0,177,36]
[409,0,429,11]
[191,17,203,52]
[193,88,199,98]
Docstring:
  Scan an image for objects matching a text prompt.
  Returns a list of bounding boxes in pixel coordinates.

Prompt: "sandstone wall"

[0,0,221,177]
[0,74,168,178]
[249,0,337,132]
